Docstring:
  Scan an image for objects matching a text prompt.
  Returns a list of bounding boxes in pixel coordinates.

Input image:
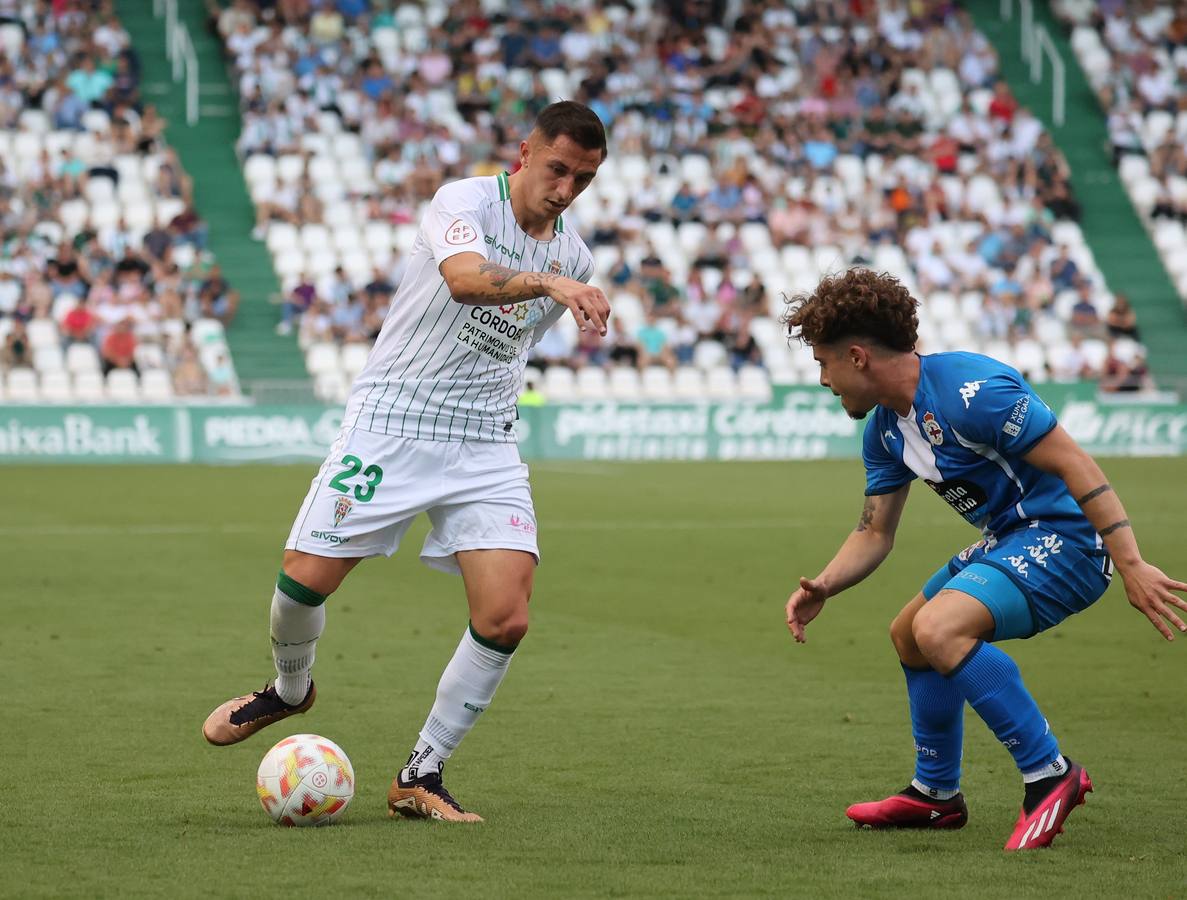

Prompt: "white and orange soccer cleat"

[1004,760,1092,851]
[387,769,483,823]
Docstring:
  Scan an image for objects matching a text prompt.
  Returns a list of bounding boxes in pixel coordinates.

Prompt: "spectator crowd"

[1056,0,1187,390]
[211,0,1152,397]
[0,0,241,402]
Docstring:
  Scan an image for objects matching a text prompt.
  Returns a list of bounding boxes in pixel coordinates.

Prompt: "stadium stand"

[1056,2,1187,310]
[210,0,1145,402]
[0,4,242,404]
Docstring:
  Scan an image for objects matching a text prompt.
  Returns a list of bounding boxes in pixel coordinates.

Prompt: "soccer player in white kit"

[202,102,611,821]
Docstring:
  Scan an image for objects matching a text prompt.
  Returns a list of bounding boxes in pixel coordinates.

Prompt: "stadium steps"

[117,1,306,384]
[965,0,1187,390]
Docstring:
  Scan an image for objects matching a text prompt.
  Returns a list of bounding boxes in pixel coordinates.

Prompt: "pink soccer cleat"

[1004,760,1093,851]
[846,788,968,830]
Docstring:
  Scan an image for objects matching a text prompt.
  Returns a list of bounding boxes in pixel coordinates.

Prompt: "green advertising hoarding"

[1,385,1185,463]
[516,392,861,460]
[0,406,180,462]
[188,407,344,463]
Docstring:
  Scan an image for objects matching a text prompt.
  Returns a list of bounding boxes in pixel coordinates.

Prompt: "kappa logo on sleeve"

[958,379,988,408]
[445,219,478,245]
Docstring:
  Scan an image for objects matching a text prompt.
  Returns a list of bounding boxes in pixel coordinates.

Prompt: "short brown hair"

[783,268,918,352]
[533,101,607,160]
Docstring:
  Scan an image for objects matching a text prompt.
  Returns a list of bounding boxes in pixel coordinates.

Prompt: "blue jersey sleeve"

[949,370,1056,456]
[862,417,914,496]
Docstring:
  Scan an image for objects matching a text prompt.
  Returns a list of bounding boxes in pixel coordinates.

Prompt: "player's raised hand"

[547,276,611,336]
[1120,561,1187,641]
[786,576,830,643]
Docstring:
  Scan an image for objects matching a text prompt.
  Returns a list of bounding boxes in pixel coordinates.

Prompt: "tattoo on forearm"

[476,263,558,299]
[522,273,558,296]
[1077,484,1113,505]
[855,498,875,532]
[477,261,517,289]
[1099,519,1131,537]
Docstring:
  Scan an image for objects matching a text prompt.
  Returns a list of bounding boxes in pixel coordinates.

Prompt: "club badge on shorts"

[333,495,353,527]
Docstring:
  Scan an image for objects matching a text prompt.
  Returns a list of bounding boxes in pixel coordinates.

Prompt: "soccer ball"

[256,733,355,826]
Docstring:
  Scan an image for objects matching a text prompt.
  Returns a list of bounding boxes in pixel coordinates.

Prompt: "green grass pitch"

[2,459,1184,898]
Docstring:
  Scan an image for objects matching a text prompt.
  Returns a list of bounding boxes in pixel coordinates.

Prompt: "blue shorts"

[922,524,1113,641]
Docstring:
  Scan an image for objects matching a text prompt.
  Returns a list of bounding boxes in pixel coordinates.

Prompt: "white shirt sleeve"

[422,180,489,265]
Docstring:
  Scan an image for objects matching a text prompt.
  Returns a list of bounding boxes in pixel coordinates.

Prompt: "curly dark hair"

[782,268,919,352]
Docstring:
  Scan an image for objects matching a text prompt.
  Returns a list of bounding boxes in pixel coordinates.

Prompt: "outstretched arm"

[439,252,610,335]
[786,483,910,642]
[1024,424,1187,640]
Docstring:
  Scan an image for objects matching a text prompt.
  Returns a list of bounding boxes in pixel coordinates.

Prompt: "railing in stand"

[155,0,199,126]
[1001,0,1065,127]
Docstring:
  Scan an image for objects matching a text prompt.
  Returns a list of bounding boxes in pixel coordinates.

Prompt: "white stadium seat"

[73,371,106,402]
[692,340,727,371]
[737,366,772,401]
[314,371,348,404]
[601,366,637,400]
[106,369,141,402]
[640,366,673,399]
[575,365,608,399]
[305,342,341,376]
[4,368,39,402]
[340,343,371,377]
[543,366,577,401]
[672,366,706,399]
[140,368,175,401]
[26,318,60,348]
[40,370,72,403]
[33,345,64,373]
[66,343,102,374]
[705,366,738,400]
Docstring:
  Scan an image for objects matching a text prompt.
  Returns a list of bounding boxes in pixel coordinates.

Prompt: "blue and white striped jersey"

[863,352,1099,547]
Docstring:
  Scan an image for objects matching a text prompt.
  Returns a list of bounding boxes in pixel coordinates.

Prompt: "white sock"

[271,584,325,705]
[401,625,515,780]
[1022,754,1067,783]
[911,778,961,801]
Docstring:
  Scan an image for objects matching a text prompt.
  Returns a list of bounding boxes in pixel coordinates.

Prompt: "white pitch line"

[0,519,808,538]
[10,513,1159,539]
[548,518,807,531]
[0,523,271,537]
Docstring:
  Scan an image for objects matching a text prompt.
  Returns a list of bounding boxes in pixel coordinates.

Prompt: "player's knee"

[910,605,954,661]
[485,610,529,647]
[889,610,916,659]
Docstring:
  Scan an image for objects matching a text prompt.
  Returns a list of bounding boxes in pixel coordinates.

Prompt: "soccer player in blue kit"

[782,269,1187,850]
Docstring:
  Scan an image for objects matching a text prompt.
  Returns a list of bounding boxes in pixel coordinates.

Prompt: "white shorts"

[284,428,539,575]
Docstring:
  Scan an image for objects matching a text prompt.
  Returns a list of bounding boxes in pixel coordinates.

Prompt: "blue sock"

[946,640,1060,773]
[902,664,964,793]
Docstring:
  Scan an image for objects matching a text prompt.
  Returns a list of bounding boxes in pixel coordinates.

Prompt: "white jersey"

[345,172,594,442]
